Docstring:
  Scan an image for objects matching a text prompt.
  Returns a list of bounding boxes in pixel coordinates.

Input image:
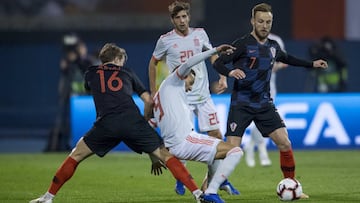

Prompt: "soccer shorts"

[188,98,220,133]
[83,111,163,157]
[225,103,285,138]
[168,131,221,165]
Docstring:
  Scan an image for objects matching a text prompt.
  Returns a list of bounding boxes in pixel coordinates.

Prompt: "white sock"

[207,159,222,185]
[246,138,255,151]
[43,192,55,200]
[192,189,203,199]
[205,147,243,194]
[257,140,269,160]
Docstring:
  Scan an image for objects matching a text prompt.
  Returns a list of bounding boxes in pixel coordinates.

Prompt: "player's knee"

[208,130,222,139]
[277,140,292,151]
[226,146,243,161]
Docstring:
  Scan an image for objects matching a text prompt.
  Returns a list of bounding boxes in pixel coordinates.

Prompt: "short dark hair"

[252,3,272,18]
[99,43,127,64]
[168,1,190,18]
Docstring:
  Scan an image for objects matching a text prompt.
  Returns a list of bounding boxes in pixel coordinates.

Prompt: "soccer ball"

[276,178,303,201]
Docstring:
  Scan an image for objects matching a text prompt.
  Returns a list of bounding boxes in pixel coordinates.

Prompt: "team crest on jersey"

[230,122,237,132]
[193,38,200,46]
[270,47,276,58]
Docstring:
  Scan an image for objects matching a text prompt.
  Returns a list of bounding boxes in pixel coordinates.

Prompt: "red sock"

[48,156,79,195]
[165,156,198,192]
[280,150,295,178]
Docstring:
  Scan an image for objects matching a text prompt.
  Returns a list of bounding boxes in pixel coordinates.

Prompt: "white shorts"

[168,131,221,165]
[189,98,220,132]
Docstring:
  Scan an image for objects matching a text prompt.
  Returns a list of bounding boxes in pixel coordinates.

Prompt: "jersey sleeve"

[277,50,313,68]
[152,37,167,61]
[213,38,245,76]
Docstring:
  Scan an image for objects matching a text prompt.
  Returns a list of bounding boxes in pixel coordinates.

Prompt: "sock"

[208,159,221,185]
[246,138,255,152]
[165,156,198,192]
[192,189,203,200]
[42,192,54,200]
[257,140,269,161]
[201,159,222,191]
[48,156,79,195]
[280,149,295,178]
[205,147,242,194]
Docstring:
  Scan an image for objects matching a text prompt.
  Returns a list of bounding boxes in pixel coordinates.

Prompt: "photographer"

[309,36,348,93]
[46,33,94,152]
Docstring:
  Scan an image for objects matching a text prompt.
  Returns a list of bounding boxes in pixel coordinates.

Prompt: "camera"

[62,33,79,53]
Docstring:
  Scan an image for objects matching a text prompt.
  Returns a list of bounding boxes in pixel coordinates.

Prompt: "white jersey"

[153,48,217,148]
[152,28,213,104]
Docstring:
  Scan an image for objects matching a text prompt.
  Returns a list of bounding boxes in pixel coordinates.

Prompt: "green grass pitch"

[1,150,359,203]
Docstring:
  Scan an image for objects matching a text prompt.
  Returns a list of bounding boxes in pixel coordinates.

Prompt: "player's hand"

[229,68,246,80]
[216,44,236,55]
[151,160,167,176]
[215,75,228,94]
[313,59,328,69]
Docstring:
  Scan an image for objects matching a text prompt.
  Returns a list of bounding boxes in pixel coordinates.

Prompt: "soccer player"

[151,44,242,203]
[213,3,328,199]
[29,43,203,203]
[148,0,239,195]
[244,33,288,167]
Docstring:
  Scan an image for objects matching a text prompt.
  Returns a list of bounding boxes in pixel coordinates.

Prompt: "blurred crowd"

[0,0,99,17]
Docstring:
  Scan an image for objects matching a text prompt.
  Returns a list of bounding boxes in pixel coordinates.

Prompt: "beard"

[255,29,269,41]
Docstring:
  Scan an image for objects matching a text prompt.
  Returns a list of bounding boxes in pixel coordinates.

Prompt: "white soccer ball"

[276,178,303,201]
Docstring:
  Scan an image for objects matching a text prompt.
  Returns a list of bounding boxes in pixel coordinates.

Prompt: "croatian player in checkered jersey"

[148,1,239,195]
[151,44,242,203]
[244,33,288,167]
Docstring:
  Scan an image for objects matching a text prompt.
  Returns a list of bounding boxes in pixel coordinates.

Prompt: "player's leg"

[202,141,243,202]
[245,123,257,167]
[152,147,203,202]
[251,125,272,167]
[264,106,309,199]
[268,127,294,177]
[125,112,202,200]
[197,99,240,195]
[174,160,186,195]
[257,137,272,166]
[30,137,94,203]
[269,127,308,199]
[30,113,127,203]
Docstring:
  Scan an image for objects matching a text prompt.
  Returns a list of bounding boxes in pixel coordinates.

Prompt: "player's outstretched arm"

[177,44,235,78]
[216,44,236,55]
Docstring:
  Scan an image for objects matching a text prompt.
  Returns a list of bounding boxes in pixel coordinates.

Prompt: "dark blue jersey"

[84,64,147,118]
[214,34,313,108]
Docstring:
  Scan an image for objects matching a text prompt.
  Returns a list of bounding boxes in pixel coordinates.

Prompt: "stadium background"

[0,0,359,152]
